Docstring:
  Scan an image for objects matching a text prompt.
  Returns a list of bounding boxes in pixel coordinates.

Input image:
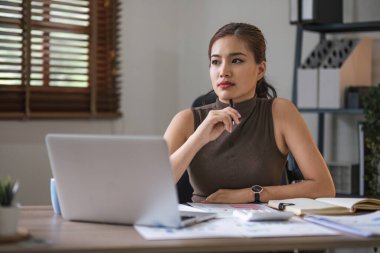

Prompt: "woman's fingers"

[225,107,241,125]
[232,110,241,124]
[220,107,241,131]
[209,108,241,133]
[196,108,242,143]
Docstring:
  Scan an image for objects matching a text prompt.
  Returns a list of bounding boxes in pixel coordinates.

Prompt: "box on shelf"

[318,38,372,109]
[297,69,318,108]
[297,38,372,109]
[289,0,342,25]
[345,86,370,109]
[297,40,333,108]
[328,161,359,195]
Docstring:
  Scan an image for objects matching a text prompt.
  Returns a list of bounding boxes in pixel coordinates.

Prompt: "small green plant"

[363,84,380,196]
[0,177,19,207]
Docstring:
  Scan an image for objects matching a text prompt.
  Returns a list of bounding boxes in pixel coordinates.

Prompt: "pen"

[229,99,235,125]
[278,202,295,211]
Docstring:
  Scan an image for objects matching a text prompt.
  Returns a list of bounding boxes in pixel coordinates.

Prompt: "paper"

[135,217,338,240]
[188,203,275,218]
[178,204,206,213]
[135,218,242,240]
[304,211,380,237]
[240,217,338,238]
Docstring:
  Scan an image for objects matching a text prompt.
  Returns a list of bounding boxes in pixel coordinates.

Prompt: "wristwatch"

[251,185,263,203]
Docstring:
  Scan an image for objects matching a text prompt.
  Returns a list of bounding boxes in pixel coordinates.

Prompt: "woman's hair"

[208,22,277,99]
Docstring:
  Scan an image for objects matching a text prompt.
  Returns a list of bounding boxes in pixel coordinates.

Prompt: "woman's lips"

[217,81,235,89]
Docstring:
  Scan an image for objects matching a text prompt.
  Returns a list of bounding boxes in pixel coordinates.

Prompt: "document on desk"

[135,216,338,240]
[188,203,275,218]
[304,211,380,237]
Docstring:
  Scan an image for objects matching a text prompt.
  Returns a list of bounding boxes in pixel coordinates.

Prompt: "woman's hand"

[194,107,241,146]
[163,107,240,184]
[203,188,252,204]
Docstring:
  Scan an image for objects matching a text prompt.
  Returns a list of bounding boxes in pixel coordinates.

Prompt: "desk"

[1,206,379,253]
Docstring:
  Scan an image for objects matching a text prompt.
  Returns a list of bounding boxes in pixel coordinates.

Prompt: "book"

[268,198,380,216]
[304,211,380,237]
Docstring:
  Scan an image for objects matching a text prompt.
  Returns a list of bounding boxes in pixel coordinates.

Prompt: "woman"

[164,22,335,203]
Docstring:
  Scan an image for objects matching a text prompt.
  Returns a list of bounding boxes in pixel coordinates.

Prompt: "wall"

[0,0,379,205]
[118,0,180,135]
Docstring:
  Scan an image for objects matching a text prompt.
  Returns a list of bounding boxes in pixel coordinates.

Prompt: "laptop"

[46,134,216,228]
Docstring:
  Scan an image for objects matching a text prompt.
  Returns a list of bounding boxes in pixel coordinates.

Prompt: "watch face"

[252,185,263,193]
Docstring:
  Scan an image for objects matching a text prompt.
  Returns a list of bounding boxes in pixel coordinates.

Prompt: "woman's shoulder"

[166,108,195,141]
[272,97,297,112]
[256,97,297,113]
[173,101,217,123]
[271,97,300,123]
[173,108,194,123]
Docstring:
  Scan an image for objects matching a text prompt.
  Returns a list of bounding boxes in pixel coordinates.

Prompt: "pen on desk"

[278,202,295,211]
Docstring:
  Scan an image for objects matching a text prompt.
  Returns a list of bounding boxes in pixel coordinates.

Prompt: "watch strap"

[254,192,260,203]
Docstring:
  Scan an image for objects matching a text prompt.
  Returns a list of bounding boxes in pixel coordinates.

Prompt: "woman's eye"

[232,58,244,64]
[211,59,220,65]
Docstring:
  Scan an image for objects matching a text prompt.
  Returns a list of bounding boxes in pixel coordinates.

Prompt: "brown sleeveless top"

[189,97,288,202]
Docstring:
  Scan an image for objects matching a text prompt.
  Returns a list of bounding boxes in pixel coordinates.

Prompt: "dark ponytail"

[256,78,277,99]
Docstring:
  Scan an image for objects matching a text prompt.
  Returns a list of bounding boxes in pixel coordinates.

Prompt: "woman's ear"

[257,61,266,80]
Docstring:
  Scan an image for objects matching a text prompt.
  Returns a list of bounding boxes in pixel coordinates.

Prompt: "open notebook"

[268,197,380,215]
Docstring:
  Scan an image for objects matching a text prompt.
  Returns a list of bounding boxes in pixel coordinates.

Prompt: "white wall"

[119,0,180,135]
[0,0,379,205]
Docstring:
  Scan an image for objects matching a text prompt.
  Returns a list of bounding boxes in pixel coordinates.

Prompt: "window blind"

[0,0,121,119]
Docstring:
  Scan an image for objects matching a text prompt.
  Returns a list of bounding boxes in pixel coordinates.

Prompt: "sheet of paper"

[178,204,206,212]
[135,217,338,240]
[135,218,243,240]
[240,216,338,238]
[305,211,380,237]
[188,203,274,218]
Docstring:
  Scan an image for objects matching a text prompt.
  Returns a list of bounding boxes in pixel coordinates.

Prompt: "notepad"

[268,197,380,216]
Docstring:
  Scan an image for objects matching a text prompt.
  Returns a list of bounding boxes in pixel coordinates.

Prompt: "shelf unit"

[292,21,380,155]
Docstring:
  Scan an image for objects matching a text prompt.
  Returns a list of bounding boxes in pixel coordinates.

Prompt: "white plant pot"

[0,206,19,236]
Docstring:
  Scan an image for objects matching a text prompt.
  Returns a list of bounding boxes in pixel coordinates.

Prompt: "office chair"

[175,91,304,204]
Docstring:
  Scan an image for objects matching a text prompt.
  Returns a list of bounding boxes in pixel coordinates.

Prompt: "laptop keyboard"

[180,215,195,221]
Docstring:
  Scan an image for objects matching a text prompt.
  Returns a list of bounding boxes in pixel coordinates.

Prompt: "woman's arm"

[164,109,202,183]
[262,98,335,200]
[164,107,241,183]
[204,98,335,203]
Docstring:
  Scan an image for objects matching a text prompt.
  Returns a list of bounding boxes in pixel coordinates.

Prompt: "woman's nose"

[219,63,231,77]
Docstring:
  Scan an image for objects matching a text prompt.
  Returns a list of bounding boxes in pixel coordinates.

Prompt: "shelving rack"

[292,21,380,155]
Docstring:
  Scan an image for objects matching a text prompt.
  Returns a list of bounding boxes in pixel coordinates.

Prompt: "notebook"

[268,197,380,216]
[46,134,216,228]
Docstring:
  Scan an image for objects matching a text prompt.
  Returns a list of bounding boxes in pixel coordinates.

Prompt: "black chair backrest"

[191,90,218,107]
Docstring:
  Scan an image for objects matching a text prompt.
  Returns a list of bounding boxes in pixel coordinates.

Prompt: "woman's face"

[209,35,266,103]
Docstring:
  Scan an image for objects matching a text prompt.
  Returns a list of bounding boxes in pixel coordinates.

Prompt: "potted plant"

[363,84,380,196]
[0,177,20,236]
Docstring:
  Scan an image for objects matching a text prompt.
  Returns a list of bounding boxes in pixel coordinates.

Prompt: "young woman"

[164,22,335,203]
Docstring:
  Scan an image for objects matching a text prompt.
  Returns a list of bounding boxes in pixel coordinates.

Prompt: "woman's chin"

[216,96,230,104]
[215,91,232,101]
